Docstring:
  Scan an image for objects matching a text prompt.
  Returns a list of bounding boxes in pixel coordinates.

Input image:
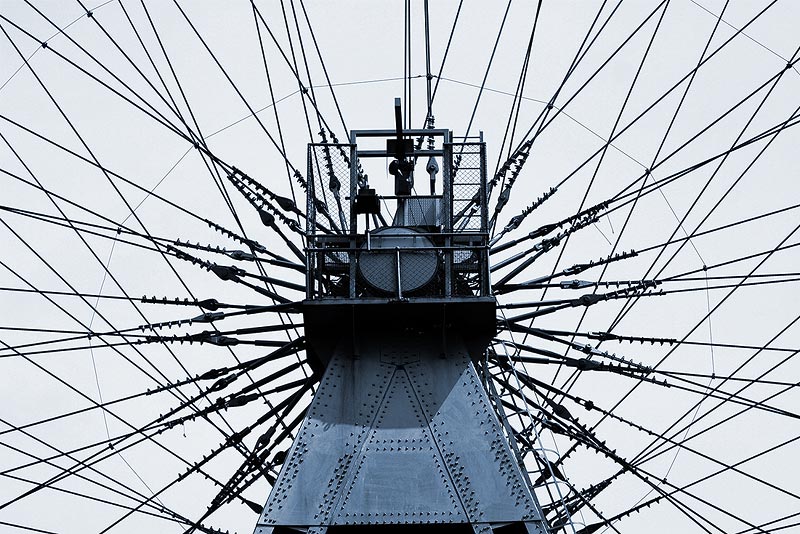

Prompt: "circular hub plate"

[358,227,438,294]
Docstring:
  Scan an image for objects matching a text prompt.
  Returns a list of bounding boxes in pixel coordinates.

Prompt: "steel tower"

[255,101,549,534]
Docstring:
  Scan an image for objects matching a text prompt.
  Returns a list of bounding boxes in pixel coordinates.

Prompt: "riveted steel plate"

[256,332,547,532]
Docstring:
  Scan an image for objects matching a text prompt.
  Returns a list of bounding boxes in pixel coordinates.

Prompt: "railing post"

[443,139,453,297]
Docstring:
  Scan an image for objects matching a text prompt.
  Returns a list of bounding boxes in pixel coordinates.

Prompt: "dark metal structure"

[255,108,549,534]
[7,5,800,533]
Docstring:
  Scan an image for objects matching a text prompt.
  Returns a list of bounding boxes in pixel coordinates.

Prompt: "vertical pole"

[306,145,315,299]
[423,0,433,129]
[479,133,490,297]
[443,132,452,297]
[407,0,412,128]
[395,247,403,300]
[349,136,358,299]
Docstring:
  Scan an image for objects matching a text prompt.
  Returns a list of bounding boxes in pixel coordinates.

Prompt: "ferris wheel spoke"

[496,65,800,279]
[606,98,800,334]
[517,0,671,158]
[0,36,232,328]
[602,74,800,227]
[581,436,763,534]
[3,469,189,526]
[3,2,799,532]
[251,1,347,140]
[0,370,220,445]
[0,355,180,513]
[95,381,313,534]
[0,125,204,227]
[3,87,304,409]
[543,217,800,492]
[507,0,624,158]
[0,419,189,524]
[617,436,800,534]
[115,1,203,137]
[0,171,248,411]
[283,0,337,139]
[0,204,305,277]
[491,359,738,534]
[181,405,311,533]
[634,319,800,468]
[537,0,777,194]
[1,346,308,485]
[24,0,196,139]
[513,101,800,369]
[0,112,310,275]
[0,351,313,522]
[426,0,463,117]
[250,5,297,210]
[4,425,219,533]
[492,90,800,266]
[170,0,306,181]
[734,515,800,534]
[489,0,543,181]
[0,0,116,92]
[534,375,797,510]
[638,428,800,507]
[565,0,671,231]
[0,15,194,145]
[633,202,800,260]
[536,327,800,361]
[488,357,786,534]
[488,1,782,279]
[494,339,795,428]
[0,204,186,262]
[610,350,800,520]
[0,235,287,473]
[543,0,692,390]
[7,0,318,258]
[0,252,188,393]
[130,0,259,239]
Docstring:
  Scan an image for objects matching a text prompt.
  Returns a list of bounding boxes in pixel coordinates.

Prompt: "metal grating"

[450,144,487,233]
[305,136,490,300]
[308,143,353,235]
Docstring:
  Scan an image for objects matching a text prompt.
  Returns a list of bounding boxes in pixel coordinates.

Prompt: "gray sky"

[2,1,800,533]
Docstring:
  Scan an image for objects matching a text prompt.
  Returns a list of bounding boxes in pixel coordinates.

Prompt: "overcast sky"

[2,2,800,533]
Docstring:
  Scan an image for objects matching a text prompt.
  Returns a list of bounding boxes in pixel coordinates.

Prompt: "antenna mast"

[423,0,434,130]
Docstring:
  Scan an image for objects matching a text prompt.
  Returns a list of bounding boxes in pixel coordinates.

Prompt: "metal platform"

[301,297,497,371]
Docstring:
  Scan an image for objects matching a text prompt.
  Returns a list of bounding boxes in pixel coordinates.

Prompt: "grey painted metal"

[443,141,453,297]
[478,137,490,295]
[305,131,489,301]
[255,330,548,533]
[306,146,316,299]
[349,143,358,299]
[356,148,444,158]
[350,128,450,138]
[358,228,438,295]
[275,128,545,534]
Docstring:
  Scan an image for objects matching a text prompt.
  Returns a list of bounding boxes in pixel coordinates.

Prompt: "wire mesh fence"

[305,139,489,300]
[450,143,487,232]
[307,143,353,235]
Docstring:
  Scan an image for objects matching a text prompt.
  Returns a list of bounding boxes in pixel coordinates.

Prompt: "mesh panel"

[453,248,479,269]
[402,197,441,227]
[322,250,349,273]
[306,139,489,299]
[450,146,485,232]
[308,144,352,234]
[358,229,439,296]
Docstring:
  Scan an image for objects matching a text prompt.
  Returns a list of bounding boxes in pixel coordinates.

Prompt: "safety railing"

[305,136,490,301]
[305,230,489,300]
